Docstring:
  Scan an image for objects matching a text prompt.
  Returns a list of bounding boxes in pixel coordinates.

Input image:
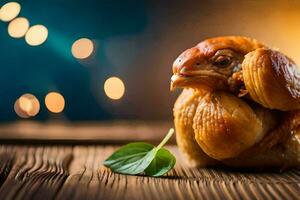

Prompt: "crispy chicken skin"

[171,36,300,168]
[173,89,219,166]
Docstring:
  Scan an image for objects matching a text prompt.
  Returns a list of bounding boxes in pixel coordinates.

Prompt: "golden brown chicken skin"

[171,36,300,168]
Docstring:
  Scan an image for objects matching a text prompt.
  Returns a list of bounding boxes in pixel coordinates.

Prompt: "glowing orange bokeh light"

[45,92,65,113]
[8,17,29,38]
[14,93,40,118]
[104,77,125,100]
[0,2,21,22]
[25,25,48,46]
[71,38,94,59]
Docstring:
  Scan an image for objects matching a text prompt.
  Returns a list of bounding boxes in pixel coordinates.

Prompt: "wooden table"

[0,122,299,200]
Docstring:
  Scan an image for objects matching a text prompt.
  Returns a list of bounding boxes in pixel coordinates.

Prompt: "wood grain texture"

[0,145,299,200]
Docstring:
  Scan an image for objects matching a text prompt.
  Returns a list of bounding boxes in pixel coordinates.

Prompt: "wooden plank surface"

[0,121,174,144]
[0,145,299,200]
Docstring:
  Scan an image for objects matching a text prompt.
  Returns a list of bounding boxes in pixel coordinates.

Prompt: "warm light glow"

[71,38,94,59]
[45,92,65,113]
[25,25,48,46]
[14,99,29,118]
[8,17,29,38]
[14,93,40,118]
[104,77,125,100]
[0,2,21,22]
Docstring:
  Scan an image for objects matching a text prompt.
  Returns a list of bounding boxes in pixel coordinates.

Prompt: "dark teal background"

[0,0,148,121]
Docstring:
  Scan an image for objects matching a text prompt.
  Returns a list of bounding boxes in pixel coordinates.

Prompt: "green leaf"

[103,142,156,175]
[103,128,176,177]
[145,148,176,177]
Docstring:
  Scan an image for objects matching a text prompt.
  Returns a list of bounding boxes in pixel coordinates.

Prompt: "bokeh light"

[45,92,65,113]
[8,17,29,38]
[71,38,94,59]
[25,25,48,46]
[14,99,29,118]
[14,94,40,118]
[0,2,21,22]
[104,77,125,100]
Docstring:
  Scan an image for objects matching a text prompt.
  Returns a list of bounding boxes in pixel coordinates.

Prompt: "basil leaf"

[145,148,176,177]
[103,142,156,175]
[103,128,176,177]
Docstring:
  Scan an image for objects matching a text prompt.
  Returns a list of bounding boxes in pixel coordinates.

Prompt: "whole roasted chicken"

[171,36,300,168]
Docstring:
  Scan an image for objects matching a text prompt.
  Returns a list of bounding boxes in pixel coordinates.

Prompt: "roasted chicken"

[171,36,300,168]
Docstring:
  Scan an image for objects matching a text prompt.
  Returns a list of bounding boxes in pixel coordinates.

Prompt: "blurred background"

[1,0,300,122]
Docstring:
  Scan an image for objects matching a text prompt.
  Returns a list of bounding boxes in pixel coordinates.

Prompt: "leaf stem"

[156,128,174,149]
